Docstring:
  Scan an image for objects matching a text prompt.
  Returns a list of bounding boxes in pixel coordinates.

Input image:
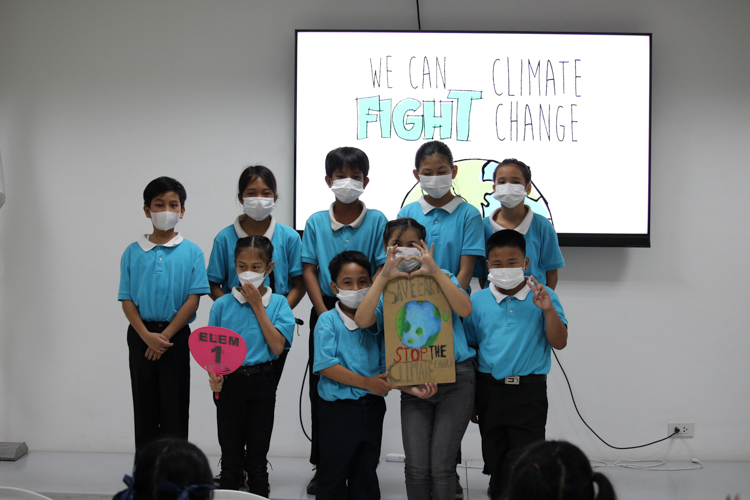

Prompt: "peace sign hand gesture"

[528,275,552,311]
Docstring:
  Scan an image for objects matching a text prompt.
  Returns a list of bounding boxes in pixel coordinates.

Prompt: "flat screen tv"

[295,30,651,247]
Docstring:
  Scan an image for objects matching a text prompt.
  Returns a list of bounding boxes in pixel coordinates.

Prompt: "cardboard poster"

[383,275,455,385]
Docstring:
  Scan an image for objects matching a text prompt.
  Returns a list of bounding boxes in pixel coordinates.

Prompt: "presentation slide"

[295,31,651,246]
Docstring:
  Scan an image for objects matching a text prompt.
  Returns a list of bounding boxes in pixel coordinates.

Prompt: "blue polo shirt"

[397,196,484,277]
[118,234,210,323]
[374,271,476,364]
[314,304,386,402]
[463,284,567,380]
[301,203,387,297]
[208,288,295,366]
[474,207,565,286]
[206,216,303,297]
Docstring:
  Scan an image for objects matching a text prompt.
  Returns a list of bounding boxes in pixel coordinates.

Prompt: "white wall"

[1,0,749,462]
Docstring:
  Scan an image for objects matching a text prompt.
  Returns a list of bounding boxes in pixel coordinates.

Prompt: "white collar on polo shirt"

[489,279,531,303]
[417,195,464,215]
[231,286,272,307]
[329,202,367,231]
[138,233,183,252]
[489,206,533,235]
[233,214,277,241]
[335,302,359,331]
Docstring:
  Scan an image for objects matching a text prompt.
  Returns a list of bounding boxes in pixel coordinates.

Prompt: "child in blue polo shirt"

[397,140,484,291]
[207,165,305,305]
[463,230,568,500]
[118,176,210,452]
[206,164,305,405]
[313,251,394,500]
[207,235,295,496]
[355,218,473,500]
[474,158,564,290]
[301,146,387,492]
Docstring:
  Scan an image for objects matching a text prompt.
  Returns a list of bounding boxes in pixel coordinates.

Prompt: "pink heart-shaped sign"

[189,326,247,375]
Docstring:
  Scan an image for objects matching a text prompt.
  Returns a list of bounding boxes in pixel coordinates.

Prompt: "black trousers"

[317,395,386,500]
[308,295,339,466]
[127,322,191,452]
[475,376,548,500]
[216,368,277,495]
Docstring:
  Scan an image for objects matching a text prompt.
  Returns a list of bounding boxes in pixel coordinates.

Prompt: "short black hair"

[130,438,213,500]
[486,230,526,256]
[415,140,453,169]
[383,218,427,247]
[493,158,532,185]
[325,147,370,178]
[143,177,187,207]
[328,251,371,283]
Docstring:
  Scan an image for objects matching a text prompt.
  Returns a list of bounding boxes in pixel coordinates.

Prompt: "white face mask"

[150,210,180,231]
[493,184,527,209]
[396,246,421,272]
[336,287,370,309]
[331,178,365,204]
[238,269,267,289]
[487,267,526,290]
[419,174,453,199]
[243,197,275,222]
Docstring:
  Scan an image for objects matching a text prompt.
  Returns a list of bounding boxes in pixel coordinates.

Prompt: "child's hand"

[366,372,395,396]
[209,373,224,393]
[528,276,552,311]
[404,382,438,400]
[470,403,479,424]
[379,246,410,281]
[146,331,173,354]
[144,347,162,361]
[240,282,263,309]
[408,241,440,278]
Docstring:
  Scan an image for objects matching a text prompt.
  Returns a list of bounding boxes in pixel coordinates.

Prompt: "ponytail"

[592,472,617,500]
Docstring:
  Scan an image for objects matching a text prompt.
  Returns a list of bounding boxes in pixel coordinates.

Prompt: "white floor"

[0,452,747,500]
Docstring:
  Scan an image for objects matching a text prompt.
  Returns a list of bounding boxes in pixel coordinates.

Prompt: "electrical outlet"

[668,422,694,437]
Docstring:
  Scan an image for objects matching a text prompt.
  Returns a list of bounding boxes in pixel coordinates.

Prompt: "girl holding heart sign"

[206,235,295,495]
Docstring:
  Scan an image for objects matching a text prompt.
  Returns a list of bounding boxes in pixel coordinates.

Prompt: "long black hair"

[235,235,276,292]
[503,440,616,500]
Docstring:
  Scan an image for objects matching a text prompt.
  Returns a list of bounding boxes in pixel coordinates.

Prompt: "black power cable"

[553,351,679,449]
[415,0,422,30]
[299,358,312,442]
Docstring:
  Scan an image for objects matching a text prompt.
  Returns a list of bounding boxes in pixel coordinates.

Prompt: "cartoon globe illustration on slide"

[396,300,451,349]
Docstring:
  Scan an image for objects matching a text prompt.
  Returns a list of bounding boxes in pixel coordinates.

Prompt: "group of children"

[118,140,568,500]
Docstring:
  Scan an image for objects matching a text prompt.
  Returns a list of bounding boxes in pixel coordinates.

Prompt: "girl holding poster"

[355,218,476,500]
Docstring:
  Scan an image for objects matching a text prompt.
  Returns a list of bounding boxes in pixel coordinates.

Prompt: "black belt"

[233,362,275,376]
[142,321,168,332]
[478,372,546,385]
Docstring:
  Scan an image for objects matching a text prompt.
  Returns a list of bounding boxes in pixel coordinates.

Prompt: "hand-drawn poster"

[383,275,455,385]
